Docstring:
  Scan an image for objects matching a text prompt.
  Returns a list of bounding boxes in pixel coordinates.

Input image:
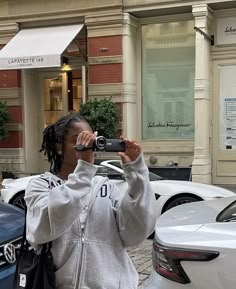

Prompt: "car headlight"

[0,184,11,189]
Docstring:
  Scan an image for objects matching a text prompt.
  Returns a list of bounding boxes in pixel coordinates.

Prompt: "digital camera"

[74,136,125,152]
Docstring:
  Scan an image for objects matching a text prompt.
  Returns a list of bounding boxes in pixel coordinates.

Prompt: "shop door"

[212,60,236,185]
[38,72,68,171]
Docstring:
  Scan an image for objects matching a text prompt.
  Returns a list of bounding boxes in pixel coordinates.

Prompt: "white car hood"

[158,180,235,197]
[155,196,236,247]
[157,196,236,227]
[2,175,38,188]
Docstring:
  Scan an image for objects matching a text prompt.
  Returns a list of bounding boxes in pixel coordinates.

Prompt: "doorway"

[38,70,83,171]
[212,60,236,185]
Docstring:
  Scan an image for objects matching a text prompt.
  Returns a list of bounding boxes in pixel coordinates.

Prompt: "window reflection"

[142,20,195,140]
[43,76,64,126]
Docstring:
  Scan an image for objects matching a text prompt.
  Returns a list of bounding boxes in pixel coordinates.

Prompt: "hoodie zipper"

[74,206,88,289]
[75,228,85,289]
[74,178,106,289]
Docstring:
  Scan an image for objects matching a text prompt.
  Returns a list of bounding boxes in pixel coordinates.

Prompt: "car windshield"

[216,200,236,222]
[96,166,123,179]
[97,161,163,181]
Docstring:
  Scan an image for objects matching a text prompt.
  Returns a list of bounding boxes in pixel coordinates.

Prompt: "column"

[122,13,138,139]
[192,4,213,184]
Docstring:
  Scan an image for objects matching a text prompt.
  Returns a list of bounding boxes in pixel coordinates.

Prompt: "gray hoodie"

[25,154,157,289]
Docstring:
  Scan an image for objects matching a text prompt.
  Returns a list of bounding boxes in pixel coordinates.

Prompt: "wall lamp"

[61,56,72,71]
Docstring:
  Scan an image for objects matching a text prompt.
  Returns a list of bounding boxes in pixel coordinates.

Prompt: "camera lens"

[95,136,106,150]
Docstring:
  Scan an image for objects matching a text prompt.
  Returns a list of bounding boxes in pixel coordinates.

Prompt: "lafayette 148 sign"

[0,55,61,69]
[217,17,236,45]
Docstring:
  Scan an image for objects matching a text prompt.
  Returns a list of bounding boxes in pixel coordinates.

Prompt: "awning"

[0,24,84,70]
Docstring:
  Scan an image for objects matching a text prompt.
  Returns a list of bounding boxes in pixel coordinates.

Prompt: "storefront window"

[43,70,83,127]
[142,20,195,140]
[43,75,64,126]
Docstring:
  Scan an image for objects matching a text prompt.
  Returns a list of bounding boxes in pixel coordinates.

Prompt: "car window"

[216,200,236,222]
[96,166,124,179]
[102,161,163,181]
[149,172,163,181]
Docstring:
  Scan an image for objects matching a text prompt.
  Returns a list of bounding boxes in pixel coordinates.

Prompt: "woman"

[25,113,157,289]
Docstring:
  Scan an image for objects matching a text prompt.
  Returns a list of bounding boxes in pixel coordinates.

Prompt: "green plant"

[0,101,11,140]
[79,98,120,138]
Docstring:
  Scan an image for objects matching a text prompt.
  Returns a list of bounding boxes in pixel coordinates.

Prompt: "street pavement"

[127,239,153,288]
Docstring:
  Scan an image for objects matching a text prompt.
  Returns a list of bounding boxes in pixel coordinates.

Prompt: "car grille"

[0,236,22,268]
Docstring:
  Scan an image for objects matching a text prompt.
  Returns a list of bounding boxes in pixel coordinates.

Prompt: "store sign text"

[224,26,236,35]
[217,18,236,45]
[7,57,44,66]
[148,121,191,130]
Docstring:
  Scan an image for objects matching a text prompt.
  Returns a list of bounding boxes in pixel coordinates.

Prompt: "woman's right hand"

[76,131,97,164]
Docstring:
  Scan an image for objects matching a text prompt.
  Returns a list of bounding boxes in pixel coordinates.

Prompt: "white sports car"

[0,160,235,214]
[144,195,236,289]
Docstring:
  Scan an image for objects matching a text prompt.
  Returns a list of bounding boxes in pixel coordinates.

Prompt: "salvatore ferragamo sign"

[217,17,236,45]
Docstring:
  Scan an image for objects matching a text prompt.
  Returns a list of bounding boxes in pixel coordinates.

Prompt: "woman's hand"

[118,136,142,164]
[76,131,97,164]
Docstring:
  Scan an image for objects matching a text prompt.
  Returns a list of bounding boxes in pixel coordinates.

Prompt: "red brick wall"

[0,44,22,149]
[0,70,21,88]
[88,35,123,84]
[88,35,123,135]
[0,105,23,148]
[89,63,122,84]
[0,131,23,148]
[88,35,122,57]
[8,106,23,123]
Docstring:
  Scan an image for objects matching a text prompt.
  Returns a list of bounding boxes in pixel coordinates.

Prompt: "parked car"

[144,195,236,289]
[0,202,24,289]
[1,160,235,215]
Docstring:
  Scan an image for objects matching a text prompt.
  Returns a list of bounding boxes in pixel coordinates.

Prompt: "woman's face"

[61,121,93,171]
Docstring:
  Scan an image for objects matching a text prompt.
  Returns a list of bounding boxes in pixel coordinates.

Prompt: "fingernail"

[94,131,98,136]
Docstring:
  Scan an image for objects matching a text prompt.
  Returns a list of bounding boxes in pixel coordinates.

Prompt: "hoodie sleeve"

[110,154,157,248]
[25,160,97,245]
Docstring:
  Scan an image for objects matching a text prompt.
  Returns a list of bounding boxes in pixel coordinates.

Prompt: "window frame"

[137,13,195,153]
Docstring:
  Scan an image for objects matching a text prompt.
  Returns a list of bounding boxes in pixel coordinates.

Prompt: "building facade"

[0,0,236,185]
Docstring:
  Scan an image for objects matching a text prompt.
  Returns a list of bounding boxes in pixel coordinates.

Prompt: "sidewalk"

[127,239,153,288]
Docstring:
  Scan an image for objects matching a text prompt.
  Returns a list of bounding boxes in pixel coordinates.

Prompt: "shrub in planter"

[79,98,120,138]
[0,101,11,140]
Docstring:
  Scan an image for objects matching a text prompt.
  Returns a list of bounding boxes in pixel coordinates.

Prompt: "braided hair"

[40,113,88,174]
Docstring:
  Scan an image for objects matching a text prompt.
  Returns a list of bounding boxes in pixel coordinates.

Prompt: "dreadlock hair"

[40,113,89,174]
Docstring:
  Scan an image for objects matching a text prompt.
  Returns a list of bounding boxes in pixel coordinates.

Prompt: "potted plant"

[79,97,120,138]
[0,101,11,140]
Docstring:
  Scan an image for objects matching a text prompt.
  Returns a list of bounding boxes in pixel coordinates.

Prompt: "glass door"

[38,72,67,171]
[212,60,236,185]
[38,70,85,171]
[42,72,68,127]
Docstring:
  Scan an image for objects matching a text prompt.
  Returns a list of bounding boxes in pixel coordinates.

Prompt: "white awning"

[0,24,84,70]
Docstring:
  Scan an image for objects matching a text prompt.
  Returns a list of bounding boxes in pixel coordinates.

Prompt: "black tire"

[11,192,26,210]
[164,195,202,212]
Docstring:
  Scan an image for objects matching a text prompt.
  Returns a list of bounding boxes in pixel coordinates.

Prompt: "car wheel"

[164,195,202,212]
[11,192,26,210]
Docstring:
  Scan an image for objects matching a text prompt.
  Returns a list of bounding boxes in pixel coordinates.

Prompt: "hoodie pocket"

[82,241,120,289]
[52,240,80,288]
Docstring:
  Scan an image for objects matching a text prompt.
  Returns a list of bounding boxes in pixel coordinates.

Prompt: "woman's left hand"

[76,131,97,164]
[118,136,142,164]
